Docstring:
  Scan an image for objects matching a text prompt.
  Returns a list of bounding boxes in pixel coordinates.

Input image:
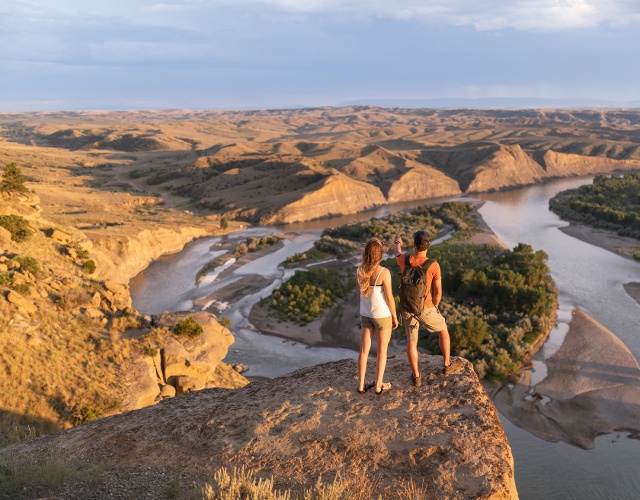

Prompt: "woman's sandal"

[357,381,375,394]
[375,382,393,395]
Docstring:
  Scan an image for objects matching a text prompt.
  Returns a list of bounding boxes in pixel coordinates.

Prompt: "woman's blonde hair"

[357,238,384,297]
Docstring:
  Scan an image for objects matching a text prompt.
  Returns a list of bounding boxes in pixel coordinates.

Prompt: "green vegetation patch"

[0,214,33,242]
[174,316,203,338]
[234,235,280,257]
[14,255,47,279]
[549,172,640,239]
[384,242,558,381]
[284,248,331,266]
[0,163,28,193]
[317,201,478,256]
[81,260,96,274]
[267,267,353,325]
[196,255,234,283]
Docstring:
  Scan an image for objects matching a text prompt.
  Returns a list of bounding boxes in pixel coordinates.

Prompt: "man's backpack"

[399,255,437,316]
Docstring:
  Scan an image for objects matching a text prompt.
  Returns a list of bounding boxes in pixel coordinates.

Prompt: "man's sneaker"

[411,373,422,387]
[443,357,461,376]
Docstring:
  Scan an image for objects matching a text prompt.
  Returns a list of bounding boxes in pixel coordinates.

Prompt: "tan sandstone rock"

[160,384,176,398]
[5,290,37,313]
[121,357,160,411]
[160,312,235,384]
[168,375,205,395]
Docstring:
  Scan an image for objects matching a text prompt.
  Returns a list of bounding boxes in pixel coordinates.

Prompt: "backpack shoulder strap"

[421,258,437,273]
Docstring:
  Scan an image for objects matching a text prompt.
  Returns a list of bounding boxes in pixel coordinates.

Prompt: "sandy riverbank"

[492,308,640,449]
[559,222,638,262]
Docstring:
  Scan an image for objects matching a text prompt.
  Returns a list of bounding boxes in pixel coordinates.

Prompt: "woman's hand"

[392,315,399,330]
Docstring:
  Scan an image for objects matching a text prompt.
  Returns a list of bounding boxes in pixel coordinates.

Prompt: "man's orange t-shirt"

[396,254,441,308]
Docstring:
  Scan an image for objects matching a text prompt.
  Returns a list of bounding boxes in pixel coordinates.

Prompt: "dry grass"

[0,450,112,495]
[201,467,380,500]
[0,230,132,446]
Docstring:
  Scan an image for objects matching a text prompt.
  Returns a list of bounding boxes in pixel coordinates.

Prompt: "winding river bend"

[131,177,640,500]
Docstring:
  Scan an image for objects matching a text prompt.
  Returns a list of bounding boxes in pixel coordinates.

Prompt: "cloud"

[225,0,640,31]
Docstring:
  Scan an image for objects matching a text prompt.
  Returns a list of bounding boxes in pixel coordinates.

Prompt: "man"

[395,230,456,386]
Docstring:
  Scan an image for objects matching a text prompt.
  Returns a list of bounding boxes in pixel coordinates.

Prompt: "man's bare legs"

[358,327,374,392]
[439,328,451,368]
[406,338,420,378]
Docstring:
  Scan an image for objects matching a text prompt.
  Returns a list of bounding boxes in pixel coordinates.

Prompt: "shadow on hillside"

[0,410,59,449]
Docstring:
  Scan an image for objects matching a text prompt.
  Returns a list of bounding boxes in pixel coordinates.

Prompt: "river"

[130,176,640,499]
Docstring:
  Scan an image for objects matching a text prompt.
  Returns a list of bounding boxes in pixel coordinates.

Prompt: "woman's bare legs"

[358,327,374,391]
[375,327,392,392]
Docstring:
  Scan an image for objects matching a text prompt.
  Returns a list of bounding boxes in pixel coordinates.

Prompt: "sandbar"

[492,308,640,449]
[559,222,638,261]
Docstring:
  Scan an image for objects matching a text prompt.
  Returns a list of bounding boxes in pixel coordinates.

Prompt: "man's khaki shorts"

[361,315,392,331]
[402,307,447,343]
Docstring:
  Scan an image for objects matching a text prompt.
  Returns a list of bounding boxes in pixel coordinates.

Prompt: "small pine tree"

[220,216,229,229]
[0,163,28,193]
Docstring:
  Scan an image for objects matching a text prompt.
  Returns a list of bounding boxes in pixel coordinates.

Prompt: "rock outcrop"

[2,356,518,499]
[88,226,212,283]
[122,311,247,411]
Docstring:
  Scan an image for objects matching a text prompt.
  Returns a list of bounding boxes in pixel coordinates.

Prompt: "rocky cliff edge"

[2,356,518,499]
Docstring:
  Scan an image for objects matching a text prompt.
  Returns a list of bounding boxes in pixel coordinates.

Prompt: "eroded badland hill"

[2,107,640,224]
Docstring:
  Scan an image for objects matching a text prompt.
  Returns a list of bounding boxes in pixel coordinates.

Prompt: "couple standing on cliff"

[356,231,456,395]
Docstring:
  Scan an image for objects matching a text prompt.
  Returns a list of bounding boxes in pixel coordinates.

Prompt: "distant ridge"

[339,97,640,109]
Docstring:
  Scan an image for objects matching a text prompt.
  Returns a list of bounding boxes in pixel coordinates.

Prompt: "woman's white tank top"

[359,268,392,318]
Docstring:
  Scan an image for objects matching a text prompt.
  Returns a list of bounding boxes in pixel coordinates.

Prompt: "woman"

[356,238,398,395]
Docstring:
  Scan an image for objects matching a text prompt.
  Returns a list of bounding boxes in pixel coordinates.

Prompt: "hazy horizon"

[2,1,640,112]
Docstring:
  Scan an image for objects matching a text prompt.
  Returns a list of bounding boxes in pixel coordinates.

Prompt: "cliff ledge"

[1,356,517,499]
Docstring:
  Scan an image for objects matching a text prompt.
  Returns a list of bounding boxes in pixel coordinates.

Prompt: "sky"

[2,0,640,111]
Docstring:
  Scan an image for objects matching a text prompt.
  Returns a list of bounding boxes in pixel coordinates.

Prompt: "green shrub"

[220,216,229,229]
[234,243,248,256]
[633,248,640,261]
[143,345,158,357]
[0,163,28,193]
[82,260,96,274]
[11,283,31,295]
[14,256,45,278]
[0,215,32,242]
[71,404,102,424]
[450,316,490,351]
[173,316,203,338]
[0,272,11,286]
